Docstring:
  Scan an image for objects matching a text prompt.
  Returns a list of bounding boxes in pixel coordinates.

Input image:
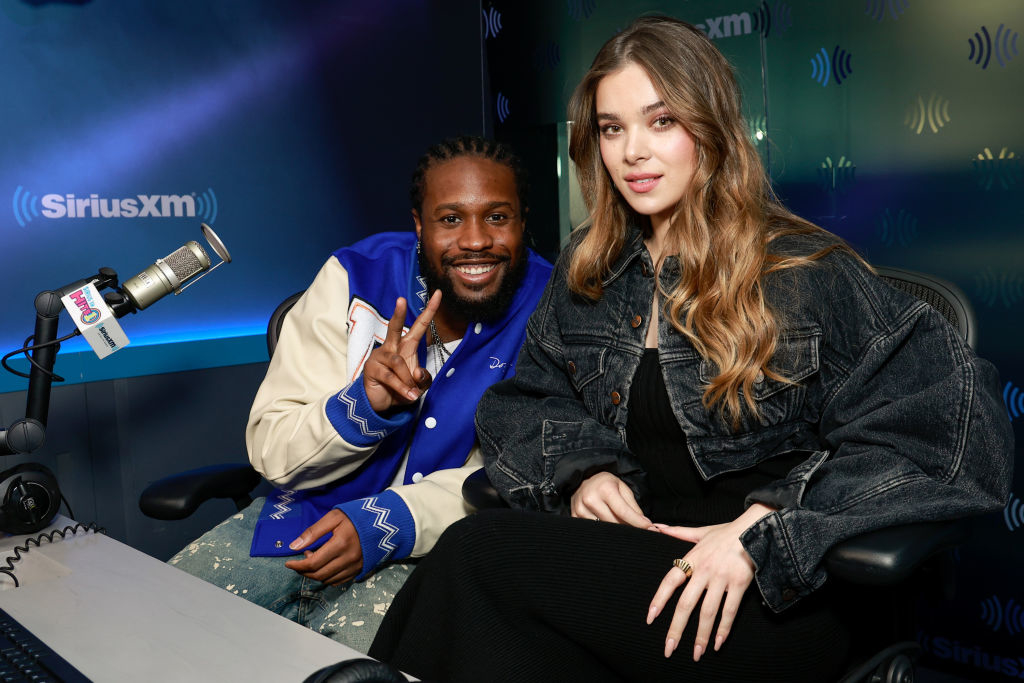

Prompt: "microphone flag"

[60,281,130,359]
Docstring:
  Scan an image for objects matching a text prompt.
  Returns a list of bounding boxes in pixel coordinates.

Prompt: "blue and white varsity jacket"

[245,232,552,578]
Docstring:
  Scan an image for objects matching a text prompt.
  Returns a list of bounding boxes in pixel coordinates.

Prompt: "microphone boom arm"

[0,268,132,456]
[1,223,230,457]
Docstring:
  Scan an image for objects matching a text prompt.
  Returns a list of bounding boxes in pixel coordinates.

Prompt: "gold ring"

[673,558,693,577]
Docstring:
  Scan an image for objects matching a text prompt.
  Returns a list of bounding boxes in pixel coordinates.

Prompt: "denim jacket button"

[568,361,577,375]
[755,370,765,384]
[610,391,622,405]
[631,315,643,329]
[782,588,797,601]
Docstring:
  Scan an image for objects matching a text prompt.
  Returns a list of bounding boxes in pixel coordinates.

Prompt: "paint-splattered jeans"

[168,497,414,654]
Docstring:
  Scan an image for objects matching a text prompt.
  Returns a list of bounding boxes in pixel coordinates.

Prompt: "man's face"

[414,156,526,322]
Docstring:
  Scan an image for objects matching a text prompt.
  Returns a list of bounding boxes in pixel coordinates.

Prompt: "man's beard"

[418,246,527,323]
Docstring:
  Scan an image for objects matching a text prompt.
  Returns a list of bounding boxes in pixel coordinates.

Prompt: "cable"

[1,329,80,380]
[0,522,105,588]
[61,493,75,522]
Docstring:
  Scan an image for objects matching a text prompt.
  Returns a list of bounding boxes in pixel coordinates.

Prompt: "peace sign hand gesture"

[362,290,442,414]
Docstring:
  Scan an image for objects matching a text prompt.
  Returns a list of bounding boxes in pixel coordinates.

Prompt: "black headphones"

[0,463,62,535]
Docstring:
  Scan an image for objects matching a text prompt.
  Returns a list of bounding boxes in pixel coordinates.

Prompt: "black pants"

[370,510,853,683]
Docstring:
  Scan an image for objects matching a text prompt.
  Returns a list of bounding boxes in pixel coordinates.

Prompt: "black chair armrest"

[824,518,969,586]
[461,467,967,588]
[139,463,262,520]
[462,467,508,510]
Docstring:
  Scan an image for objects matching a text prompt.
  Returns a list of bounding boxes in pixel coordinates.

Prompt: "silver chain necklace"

[429,319,448,374]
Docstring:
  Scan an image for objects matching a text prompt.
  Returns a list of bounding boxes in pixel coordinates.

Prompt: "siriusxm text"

[40,193,197,219]
[696,13,754,39]
[925,635,1024,678]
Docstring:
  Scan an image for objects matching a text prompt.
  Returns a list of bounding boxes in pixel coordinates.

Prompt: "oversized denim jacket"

[476,226,1014,612]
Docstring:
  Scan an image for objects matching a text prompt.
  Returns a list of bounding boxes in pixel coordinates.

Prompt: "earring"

[416,240,421,255]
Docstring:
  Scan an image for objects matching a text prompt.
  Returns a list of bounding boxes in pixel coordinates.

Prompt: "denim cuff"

[325,378,413,447]
[740,509,823,613]
[336,489,415,581]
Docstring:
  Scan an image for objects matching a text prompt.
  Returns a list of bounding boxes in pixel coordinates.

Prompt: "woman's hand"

[570,471,652,528]
[646,503,775,661]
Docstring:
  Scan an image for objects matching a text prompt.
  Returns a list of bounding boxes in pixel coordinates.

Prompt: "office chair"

[137,291,303,521]
[463,266,976,683]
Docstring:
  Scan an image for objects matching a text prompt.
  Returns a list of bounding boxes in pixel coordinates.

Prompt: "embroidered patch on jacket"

[347,297,391,382]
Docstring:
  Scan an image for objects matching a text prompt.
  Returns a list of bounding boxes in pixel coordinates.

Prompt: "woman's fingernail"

[694,644,703,662]
[288,537,303,550]
[407,390,419,400]
[664,638,675,658]
[715,635,723,651]
[646,606,656,624]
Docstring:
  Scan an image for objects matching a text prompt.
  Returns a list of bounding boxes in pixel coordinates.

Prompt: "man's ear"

[412,209,422,240]
[519,211,530,248]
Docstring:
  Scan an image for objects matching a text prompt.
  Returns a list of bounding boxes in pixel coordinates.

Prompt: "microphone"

[121,223,232,311]
[1,224,232,457]
[58,223,232,358]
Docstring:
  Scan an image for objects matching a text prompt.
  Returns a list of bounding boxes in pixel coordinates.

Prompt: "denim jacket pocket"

[699,326,821,432]
[565,346,606,390]
[565,345,608,416]
[542,418,620,457]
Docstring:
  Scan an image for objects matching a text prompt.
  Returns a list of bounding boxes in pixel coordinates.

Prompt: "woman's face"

[596,62,697,232]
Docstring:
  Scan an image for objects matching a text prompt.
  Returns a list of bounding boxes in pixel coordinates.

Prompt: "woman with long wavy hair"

[369,16,1012,683]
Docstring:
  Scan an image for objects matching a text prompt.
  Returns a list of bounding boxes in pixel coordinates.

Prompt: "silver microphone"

[121,223,231,311]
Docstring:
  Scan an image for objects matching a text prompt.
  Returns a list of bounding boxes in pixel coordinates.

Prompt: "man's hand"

[285,509,363,586]
[570,471,652,528]
[363,290,442,414]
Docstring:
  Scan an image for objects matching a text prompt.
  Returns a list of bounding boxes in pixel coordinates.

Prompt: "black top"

[626,348,801,526]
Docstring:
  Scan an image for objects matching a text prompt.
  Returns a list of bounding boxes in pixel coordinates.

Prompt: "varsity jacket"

[246,231,552,578]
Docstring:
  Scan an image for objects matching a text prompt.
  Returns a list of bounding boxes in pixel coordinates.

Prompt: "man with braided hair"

[170,136,552,652]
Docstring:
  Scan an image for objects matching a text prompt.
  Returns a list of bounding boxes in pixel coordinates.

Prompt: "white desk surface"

[0,516,375,681]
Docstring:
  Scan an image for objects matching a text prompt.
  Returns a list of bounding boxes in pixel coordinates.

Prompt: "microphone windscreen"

[164,242,209,283]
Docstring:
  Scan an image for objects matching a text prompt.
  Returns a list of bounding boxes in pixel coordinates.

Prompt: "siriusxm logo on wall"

[694,2,793,40]
[918,630,1024,679]
[12,186,219,227]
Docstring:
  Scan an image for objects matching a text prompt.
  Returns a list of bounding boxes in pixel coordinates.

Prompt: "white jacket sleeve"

[396,445,483,557]
[246,256,385,489]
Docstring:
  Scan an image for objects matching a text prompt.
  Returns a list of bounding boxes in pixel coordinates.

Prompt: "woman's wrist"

[737,502,776,530]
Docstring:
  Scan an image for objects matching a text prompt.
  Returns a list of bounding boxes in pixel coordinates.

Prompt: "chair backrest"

[266,291,305,358]
[874,267,977,349]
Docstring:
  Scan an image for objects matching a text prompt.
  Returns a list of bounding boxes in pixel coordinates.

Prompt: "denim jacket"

[476,226,1014,612]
